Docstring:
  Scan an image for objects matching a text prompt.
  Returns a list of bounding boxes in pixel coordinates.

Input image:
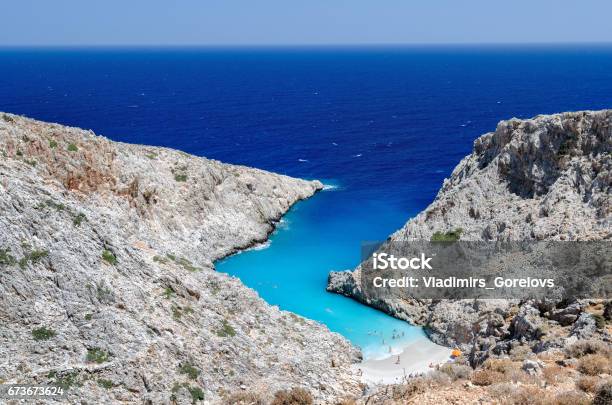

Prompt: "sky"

[2,0,612,46]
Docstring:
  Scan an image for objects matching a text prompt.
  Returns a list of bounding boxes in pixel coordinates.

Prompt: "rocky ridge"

[0,113,361,404]
[328,110,611,365]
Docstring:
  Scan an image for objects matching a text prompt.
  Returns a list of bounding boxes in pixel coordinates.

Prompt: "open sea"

[2,46,611,359]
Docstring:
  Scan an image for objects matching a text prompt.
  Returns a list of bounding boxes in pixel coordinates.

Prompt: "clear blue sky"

[2,0,612,46]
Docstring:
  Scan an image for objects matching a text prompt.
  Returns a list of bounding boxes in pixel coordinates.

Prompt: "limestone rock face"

[0,113,360,404]
[328,110,611,362]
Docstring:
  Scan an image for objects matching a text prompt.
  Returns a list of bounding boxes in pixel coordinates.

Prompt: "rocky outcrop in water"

[0,113,361,404]
[329,110,611,364]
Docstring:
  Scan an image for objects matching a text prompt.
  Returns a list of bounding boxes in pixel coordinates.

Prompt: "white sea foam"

[298,158,309,162]
[322,184,338,191]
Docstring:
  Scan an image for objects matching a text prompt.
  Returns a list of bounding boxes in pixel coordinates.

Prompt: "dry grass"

[577,354,610,376]
[488,384,589,405]
[224,391,265,405]
[510,345,534,361]
[542,365,569,385]
[471,369,506,386]
[437,363,473,381]
[576,375,601,393]
[271,388,313,405]
[566,340,611,359]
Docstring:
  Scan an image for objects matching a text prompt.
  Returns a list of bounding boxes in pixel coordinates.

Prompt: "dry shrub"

[593,381,612,405]
[481,358,531,384]
[552,390,591,405]
[566,340,611,359]
[576,375,601,393]
[392,378,428,400]
[471,369,506,386]
[578,354,610,376]
[225,391,265,405]
[488,384,551,405]
[542,365,568,385]
[510,345,534,361]
[335,399,357,405]
[483,358,515,374]
[271,388,313,405]
[437,363,473,381]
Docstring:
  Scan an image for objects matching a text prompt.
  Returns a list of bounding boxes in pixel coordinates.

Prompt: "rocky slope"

[0,113,361,404]
[329,110,611,365]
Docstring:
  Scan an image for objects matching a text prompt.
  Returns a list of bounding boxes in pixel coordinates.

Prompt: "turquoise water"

[216,184,427,360]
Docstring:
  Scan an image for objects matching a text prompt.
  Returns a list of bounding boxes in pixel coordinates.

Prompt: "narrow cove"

[215,185,428,361]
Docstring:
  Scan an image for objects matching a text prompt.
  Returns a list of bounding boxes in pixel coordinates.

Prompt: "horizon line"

[1,41,612,49]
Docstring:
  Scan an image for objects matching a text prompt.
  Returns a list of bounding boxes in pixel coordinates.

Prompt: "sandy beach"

[356,335,453,385]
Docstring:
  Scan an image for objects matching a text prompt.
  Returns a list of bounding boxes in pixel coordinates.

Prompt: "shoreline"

[356,334,453,385]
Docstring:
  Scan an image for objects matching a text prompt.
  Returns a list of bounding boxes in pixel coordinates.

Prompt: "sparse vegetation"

[593,381,612,405]
[179,363,201,380]
[153,255,168,264]
[19,249,49,269]
[226,391,265,405]
[32,327,56,341]
[86,347,110,364]
[171,382,205,404]
[174,174,188,182]
[164,253,201,272]
[578,354,610,376]
[84,313,93,321]
[101,249,117,265]
[48,370,80,390]
[163,287,175,299]
[431,228,463,242]
[567,339,611,358]
[73,212,87,226]
[576,375,600,393]
[93,280,114,303]
[49,140,58,148]
[471,369,505,386]
[215,319,236,337]
[172,305,193,320]
[592,314,606,329]
[0,248,17,266]
[437,363,472,381]
[97,379,114,389]
[2,113,14,122]
[67,143,78,152]
[146,152,158,160]
[271,387,313,405]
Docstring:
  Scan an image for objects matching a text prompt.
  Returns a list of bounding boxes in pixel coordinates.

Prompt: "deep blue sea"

[2,46,612,358]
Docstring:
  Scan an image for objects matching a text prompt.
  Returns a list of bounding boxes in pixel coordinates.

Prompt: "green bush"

[73,212,87,226]
[0,248,17,265]
[86,347,110,364]
[101,250,117,265]
[32,327,56,341]
[67,143,78,152]
[174,174,188,182]
[215,320,236,338]
[97,379,114,389]
[49,140,58,148]
[592,314,606,329]
[179,363,201,380]
[431,228,463,242]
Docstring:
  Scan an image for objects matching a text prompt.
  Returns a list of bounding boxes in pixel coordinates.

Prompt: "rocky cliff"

[0,113,361,404]
[328,110,611,364]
